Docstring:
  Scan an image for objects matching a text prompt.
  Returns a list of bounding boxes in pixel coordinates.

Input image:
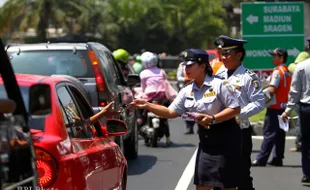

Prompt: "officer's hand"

[128,99,148,110]
[195,113,212,126]
[281,112,289,123]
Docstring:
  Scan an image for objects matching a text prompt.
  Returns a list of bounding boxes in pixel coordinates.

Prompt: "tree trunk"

[37,0,50,42]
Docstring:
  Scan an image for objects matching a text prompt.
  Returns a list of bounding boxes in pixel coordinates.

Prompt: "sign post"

[241,2,304,78]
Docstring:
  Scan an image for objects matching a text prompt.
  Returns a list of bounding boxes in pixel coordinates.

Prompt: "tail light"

[35,149,58,188]
[99,100,107,107]
[88,50,106,92]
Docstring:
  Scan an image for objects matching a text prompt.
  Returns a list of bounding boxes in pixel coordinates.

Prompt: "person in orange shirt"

[210,40,225,75]
[253,48,292,167]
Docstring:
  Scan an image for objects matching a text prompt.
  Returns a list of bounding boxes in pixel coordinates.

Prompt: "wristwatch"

[211,115,216,124]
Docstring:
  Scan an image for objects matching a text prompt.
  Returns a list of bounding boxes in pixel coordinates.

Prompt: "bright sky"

[0,0,7,7]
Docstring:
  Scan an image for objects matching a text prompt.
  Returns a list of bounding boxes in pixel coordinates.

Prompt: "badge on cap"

[184,52,188,58]
[218,39,224,47]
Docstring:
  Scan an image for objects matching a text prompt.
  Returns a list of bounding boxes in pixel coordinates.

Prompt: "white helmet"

[141,51,158,69]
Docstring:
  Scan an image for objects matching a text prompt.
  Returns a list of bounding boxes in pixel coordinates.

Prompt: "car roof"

[6,42,110,52]
[0,74,68,87]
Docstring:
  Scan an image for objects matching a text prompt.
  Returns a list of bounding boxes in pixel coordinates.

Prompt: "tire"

[124,120,138,160]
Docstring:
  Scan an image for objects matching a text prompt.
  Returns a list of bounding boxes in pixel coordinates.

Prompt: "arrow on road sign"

[246,14,259,24]
[288,47,300,57]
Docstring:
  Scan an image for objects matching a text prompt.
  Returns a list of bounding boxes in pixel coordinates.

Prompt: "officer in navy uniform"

[130,49,242,190]
[215,35,265,190]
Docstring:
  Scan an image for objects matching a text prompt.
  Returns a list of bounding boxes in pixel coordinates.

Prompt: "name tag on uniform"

[186,97,194,100]
[203,91,216,98]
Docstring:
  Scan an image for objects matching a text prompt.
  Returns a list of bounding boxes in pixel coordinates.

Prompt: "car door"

[106,52,136,138]
[66,84,121,190]
[57,84,105,189]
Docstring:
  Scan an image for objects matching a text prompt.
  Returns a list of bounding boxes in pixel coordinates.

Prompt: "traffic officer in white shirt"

[216,35,265,190]
[281,36,310,184]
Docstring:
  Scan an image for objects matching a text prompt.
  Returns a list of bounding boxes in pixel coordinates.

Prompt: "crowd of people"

[108,35,310,190]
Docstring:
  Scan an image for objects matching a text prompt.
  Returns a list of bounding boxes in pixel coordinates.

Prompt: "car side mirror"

[127,74,140,87]
[29,84,52,116]
[104,119,128,137]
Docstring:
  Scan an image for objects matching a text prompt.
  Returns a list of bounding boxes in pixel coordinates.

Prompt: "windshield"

[0,85,45,131]
[8,50,95,77]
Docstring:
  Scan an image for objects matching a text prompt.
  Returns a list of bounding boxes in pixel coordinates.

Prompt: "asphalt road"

[126,118,309,190]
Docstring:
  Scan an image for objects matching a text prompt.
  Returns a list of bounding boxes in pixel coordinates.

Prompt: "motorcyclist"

[113,48,132,79]
[133,55,144,74]
[139,51,172,146]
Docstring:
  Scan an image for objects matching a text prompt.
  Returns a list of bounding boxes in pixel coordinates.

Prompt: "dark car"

[0,39,51,189]
[6,43,140,159]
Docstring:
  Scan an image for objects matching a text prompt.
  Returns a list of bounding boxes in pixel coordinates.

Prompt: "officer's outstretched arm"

[129,99,180,119]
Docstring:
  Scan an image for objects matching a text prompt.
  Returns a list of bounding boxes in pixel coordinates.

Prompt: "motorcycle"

[139,99,169,147]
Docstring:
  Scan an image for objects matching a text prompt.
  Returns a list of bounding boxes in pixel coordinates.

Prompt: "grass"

[248,108,296,123]
[249,108,266,123]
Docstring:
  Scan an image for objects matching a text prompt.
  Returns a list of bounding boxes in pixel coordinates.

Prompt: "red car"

[0,74,128,190]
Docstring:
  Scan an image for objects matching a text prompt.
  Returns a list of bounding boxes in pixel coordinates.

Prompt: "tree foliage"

[0,0,232,54]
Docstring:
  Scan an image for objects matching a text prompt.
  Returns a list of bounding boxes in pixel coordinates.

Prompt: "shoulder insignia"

[273,70,280,79]
[251,79,260,89]
[226,84,234,94]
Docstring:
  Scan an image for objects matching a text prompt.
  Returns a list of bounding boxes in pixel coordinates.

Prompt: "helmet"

[113,49,130,64]
[135,55,142,63]
[141,51,158,69]
[133,62,143,74]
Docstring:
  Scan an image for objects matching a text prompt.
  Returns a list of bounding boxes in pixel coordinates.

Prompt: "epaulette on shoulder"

[245,69,257,78]
[214,75,225,80]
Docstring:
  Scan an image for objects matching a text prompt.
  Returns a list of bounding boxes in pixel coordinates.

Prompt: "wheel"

[124,120,138,160]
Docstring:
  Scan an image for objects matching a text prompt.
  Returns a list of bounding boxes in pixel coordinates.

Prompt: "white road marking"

[252,136,296,140]
[174,148,197,190]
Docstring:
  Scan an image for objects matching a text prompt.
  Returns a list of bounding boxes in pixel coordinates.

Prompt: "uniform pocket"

[184,99,195,109]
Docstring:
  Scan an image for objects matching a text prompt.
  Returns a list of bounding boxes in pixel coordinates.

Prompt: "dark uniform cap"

[216,35,247,54]
[181,49,209,66]
[307,36,310,43]
[268,48,288,60]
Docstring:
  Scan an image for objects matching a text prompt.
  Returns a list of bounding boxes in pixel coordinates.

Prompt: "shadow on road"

[127,155,157,175]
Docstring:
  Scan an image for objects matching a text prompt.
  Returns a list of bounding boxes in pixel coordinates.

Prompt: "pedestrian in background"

[215,35,265,190]
[287,51,310,152]
[210,40,225,75]
[253,48,291,167]
[281,36,310,184]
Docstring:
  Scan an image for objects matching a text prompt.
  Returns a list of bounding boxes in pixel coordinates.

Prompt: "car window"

[8,50,94,77]
[106,53,127,85]
[67,85,101,136]
[57,86,92,139]
[94,49,118,91]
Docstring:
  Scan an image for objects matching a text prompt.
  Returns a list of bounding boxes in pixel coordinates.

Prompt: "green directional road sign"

[241,2,304,71]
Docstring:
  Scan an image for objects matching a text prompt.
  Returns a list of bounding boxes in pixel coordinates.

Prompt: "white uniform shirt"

[216,65,265,128]
[169,75,239,121]
[285,58,310,114]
